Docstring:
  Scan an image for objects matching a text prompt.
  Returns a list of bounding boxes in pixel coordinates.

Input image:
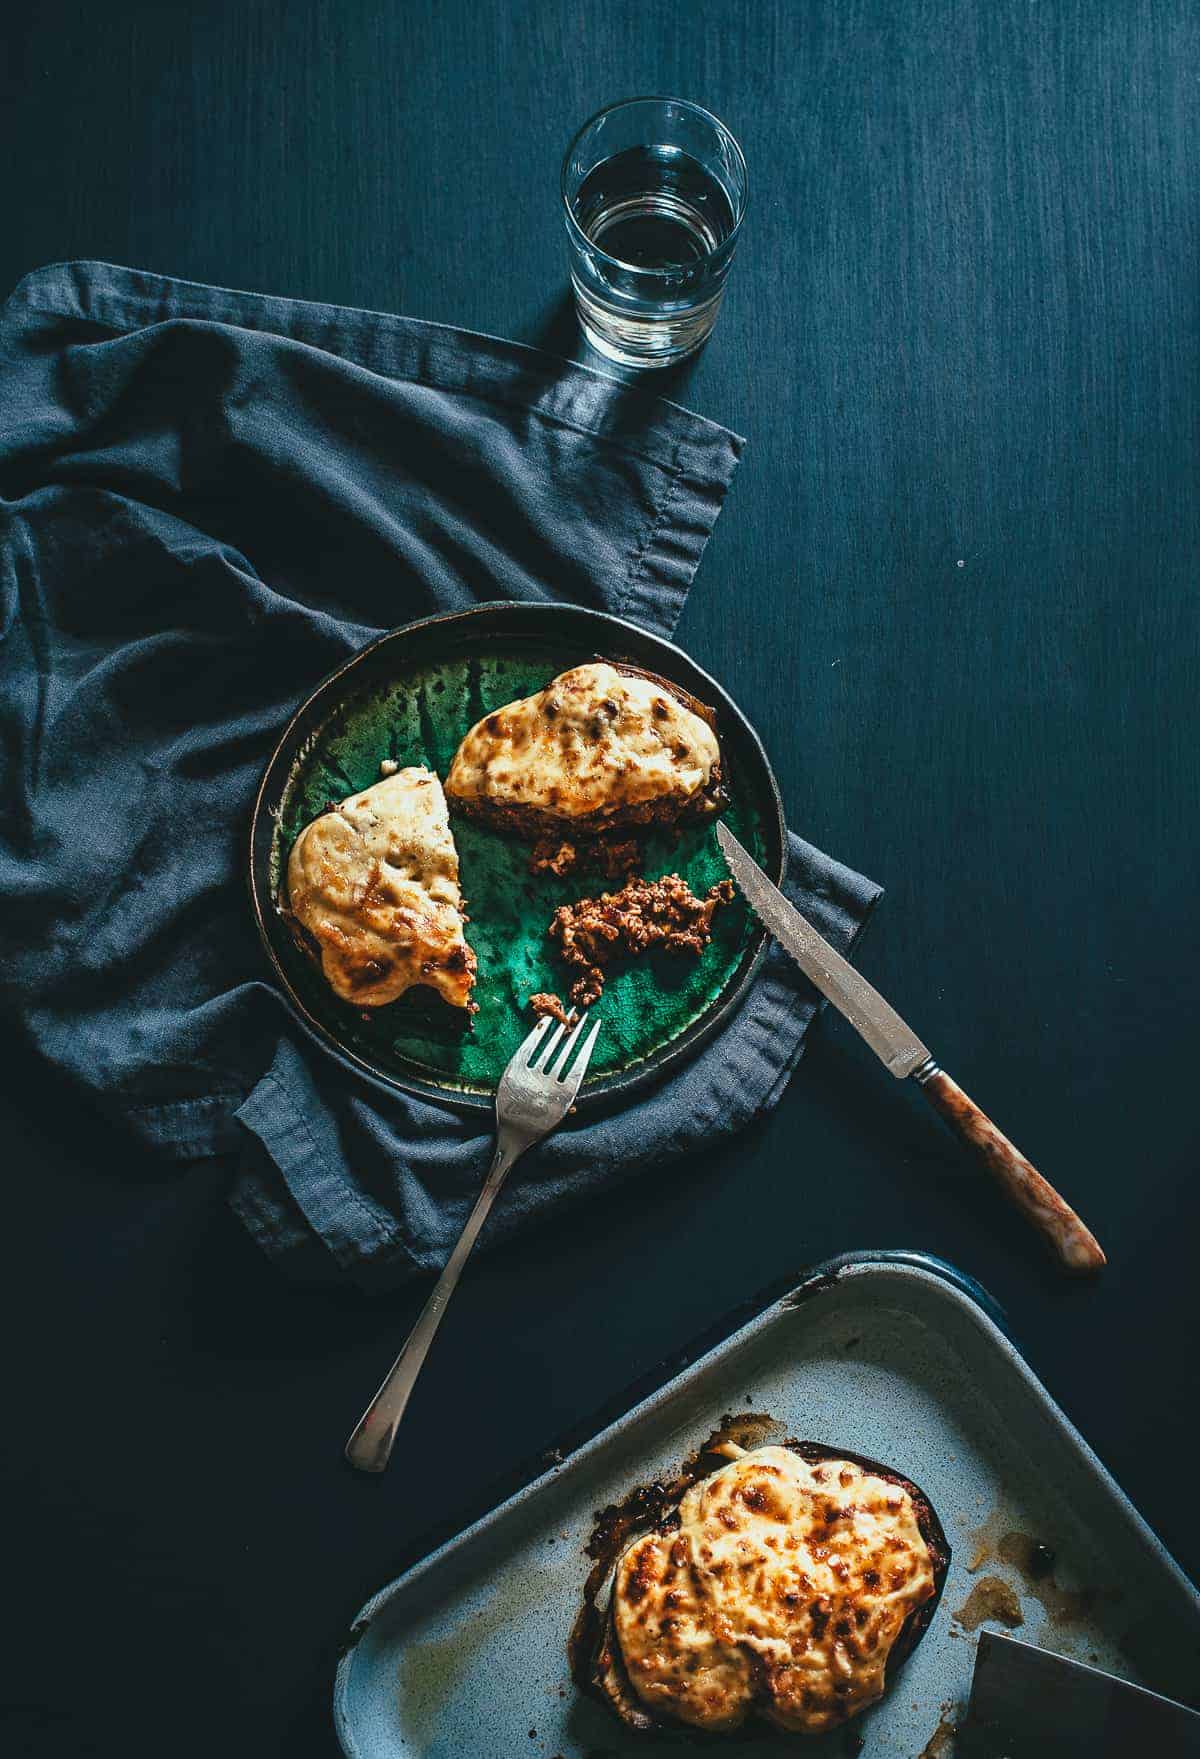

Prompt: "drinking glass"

[561,97,747,369]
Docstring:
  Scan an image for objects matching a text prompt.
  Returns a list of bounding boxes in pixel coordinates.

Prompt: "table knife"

[716,823,1105,1274]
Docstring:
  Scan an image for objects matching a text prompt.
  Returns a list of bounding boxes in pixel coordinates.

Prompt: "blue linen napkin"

[0,260,880,1289]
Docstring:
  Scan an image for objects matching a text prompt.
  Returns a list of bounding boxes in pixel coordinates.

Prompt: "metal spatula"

[960,1630,1200,1756]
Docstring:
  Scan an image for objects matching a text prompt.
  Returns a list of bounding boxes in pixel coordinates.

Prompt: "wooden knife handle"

[917,1066,1106,1274]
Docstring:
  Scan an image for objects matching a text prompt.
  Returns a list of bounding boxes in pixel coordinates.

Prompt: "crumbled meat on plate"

[590,837,641,880]
[529,835,642,880]
[528,991,573,1026]
[530,838,578,877]
[549,874,735,1008]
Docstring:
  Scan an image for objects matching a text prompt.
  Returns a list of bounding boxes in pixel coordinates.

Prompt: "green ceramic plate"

[249,603,786,1111]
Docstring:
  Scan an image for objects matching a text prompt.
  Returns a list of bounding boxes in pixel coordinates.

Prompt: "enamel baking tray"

[333,1253,1200,1756]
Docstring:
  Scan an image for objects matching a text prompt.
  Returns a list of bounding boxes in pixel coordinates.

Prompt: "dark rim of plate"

[247,601,787,1114]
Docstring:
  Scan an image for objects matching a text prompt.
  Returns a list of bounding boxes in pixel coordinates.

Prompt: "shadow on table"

[524,287,707,408]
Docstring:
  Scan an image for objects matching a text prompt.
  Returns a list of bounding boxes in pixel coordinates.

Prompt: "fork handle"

[345,1135,522,1473]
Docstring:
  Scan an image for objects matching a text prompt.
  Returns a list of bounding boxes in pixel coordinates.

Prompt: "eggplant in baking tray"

[334,1253,1200,1757]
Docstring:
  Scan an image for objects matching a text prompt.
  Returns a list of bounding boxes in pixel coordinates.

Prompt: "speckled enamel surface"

[333,1259,1200,1757]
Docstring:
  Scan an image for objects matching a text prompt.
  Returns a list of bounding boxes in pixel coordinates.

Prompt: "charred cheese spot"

[611,1448,935,1737]
[445,662,720,827]
[286,769,476,1009]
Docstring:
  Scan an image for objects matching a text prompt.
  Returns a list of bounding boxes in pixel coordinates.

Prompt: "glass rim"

[560,95,748,277]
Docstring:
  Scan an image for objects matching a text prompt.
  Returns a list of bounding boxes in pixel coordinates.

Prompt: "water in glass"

[562,101,746,369]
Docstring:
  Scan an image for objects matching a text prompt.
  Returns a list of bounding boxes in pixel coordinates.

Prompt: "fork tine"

[547,1011,588,1081]
[513,1015,552,1066]
[561,1016,601,1093]
[530,1019,566,1071]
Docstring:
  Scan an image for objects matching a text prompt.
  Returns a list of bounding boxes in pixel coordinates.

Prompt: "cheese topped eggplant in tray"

[572,1427,949,1740]
[445,660,725,836]
[285,767,476,1010]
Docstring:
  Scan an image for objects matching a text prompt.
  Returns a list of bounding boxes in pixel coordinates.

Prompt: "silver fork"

[344,1010,601,1474]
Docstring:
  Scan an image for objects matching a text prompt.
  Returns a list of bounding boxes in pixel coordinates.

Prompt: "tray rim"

[247,599,788,1114]
[332,1249,1200,1757]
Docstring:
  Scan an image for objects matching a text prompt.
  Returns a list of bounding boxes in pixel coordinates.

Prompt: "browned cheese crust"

[285,768,476,1010]
[572,1433,950,1741]
[549,873,734,1009]
[445,661,726,838]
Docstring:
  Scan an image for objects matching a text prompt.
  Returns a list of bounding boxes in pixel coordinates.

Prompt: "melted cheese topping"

[445,663,720,821]
[286,768,475,1008]
[613,1447,936,1735]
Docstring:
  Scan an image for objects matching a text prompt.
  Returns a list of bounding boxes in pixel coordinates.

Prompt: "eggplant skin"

[571,1435,951,1738]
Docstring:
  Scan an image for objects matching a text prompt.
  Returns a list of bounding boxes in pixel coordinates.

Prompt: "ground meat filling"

[530,839,579,878]
[527,991,573,1026]
[529,835,642,881]
[587,838,642,881]
[549,875,735,1008]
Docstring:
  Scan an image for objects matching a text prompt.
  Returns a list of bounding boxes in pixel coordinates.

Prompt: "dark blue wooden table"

[3,4,1197,1755]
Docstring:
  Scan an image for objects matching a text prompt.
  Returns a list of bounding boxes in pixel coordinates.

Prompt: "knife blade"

[960,1630,1200,1757]
[716,822,1106,1274]
[717,824,930,1078]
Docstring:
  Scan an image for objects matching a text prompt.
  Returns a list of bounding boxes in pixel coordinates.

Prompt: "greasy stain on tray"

[965,1509,1109,1626]
[997,1532,1110,1625]
[953,1574,1024,1632]
[917,1703,959,1758]
[272,646,768,1092]
[963,1504,1010,1573]
[397,1571,546,1746]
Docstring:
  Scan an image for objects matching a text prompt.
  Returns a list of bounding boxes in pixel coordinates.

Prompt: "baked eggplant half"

[571,1424,950,1739]
[285,767,476,1010]
[445,660,725,838]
